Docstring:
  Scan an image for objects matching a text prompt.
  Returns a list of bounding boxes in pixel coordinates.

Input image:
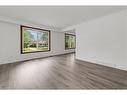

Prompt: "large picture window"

[21,25,50,54]
[65,33,76,49]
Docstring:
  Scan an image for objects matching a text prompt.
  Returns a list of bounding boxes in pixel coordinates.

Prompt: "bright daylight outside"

[21,26,50,53]
[65,34,76,49]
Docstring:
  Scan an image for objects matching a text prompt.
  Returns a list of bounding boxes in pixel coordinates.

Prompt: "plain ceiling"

[0,6,126,29]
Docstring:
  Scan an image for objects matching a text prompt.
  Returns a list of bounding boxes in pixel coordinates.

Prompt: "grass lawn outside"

[23,47,49,53]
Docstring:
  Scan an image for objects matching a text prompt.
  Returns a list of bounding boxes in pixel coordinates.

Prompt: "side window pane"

[65,34,76,49]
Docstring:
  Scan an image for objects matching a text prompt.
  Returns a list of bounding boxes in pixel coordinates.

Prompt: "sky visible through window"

[26,29,44,41]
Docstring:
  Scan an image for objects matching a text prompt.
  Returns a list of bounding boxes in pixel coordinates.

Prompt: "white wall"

[0,21,75,64]
[64,10,127,71]
[125,11,127,65]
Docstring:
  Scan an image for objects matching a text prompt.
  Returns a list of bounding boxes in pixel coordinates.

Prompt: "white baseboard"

[76,57,127,71]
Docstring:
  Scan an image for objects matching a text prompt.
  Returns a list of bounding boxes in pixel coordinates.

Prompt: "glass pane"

[65,34,76,49]
[71,36,76,48]
[23,29,38,53]
[65,35,69,48]
[22,26,50,53]
[37,31,49,51]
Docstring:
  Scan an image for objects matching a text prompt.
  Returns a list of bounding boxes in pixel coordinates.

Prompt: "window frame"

[65,33,76,50]
[21,25,51,54]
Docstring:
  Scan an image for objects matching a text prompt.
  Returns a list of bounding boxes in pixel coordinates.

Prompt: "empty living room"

[0,4,127,93]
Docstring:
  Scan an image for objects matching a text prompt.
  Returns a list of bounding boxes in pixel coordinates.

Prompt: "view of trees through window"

[65,34,76,49]
[21,26,50,53]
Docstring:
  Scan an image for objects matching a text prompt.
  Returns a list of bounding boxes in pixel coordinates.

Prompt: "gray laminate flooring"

[0,53,127,89]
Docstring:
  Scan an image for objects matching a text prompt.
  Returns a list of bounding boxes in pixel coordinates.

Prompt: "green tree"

[65,36,69,48]
[41,32,48,41]
[24,31,32,48]
[41,32,48,47]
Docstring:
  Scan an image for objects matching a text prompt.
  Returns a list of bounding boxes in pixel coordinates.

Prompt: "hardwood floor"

[0,53,127,89]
